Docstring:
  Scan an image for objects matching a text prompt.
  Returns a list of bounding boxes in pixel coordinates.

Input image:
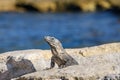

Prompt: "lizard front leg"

[59,65,66,69]
[50,56,55,69]
[45,56,55,70]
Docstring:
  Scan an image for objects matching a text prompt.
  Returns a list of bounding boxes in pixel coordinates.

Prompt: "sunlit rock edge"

[0,42,120,80]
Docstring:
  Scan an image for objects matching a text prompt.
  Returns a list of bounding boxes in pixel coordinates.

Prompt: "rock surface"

[0,0,120,12]
[0,43,120,80]
[0,56,36,80]
[13,52,120,80]
[0,50,49,80]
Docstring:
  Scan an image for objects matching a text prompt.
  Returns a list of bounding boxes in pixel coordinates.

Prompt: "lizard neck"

[50,45,65,56]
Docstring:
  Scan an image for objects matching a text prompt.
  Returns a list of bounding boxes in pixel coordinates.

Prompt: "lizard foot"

[43,67,53,70]
[59,65,66,69]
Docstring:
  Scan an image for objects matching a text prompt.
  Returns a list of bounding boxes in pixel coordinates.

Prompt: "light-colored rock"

[74,0,96,12]
[97,0,111,9]
[33,1,57,13]
[0,50,49,71]
[0,50,49,80]
[0,0,16,12]
[75,42,120,56]
[0,42,120,79]
[13,52,120,80]
[100,73,120,80]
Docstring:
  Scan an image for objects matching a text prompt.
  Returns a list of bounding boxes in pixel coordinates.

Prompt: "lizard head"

[44,36,62,48]
[44,36,65,54]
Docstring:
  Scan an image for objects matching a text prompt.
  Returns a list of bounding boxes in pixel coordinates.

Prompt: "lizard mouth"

[44,36,56,47]
[44,36,48,40]
[44,36,49,40]
[44,36,54,41]
[44,36,55,44]
[44,36,51,41]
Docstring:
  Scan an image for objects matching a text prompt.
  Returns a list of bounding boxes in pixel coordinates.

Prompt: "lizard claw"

[43,67,53,70]
[59,65,66,69]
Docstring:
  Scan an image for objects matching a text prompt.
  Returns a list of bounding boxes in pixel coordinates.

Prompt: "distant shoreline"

[0,0,120,13]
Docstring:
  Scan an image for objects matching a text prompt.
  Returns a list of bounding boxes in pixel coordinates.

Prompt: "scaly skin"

[44,36,78,69]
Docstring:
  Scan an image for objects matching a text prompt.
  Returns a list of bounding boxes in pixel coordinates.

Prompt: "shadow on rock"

[0,56,36,80]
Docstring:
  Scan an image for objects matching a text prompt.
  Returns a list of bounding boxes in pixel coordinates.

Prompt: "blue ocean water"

[0,11,120,53]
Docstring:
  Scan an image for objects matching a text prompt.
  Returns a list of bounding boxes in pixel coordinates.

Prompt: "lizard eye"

[51,37,54,40]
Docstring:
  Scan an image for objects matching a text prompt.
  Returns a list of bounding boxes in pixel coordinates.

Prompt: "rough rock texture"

[0,43,120,80]
[0,50,48,80]
[13,52,120,80]
[0,56,36,80]
[0,0,120,12]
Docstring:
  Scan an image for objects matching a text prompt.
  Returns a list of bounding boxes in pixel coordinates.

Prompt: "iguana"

[44,36,78,69]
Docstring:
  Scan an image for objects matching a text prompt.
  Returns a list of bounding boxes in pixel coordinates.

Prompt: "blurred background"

[0,0,120,53]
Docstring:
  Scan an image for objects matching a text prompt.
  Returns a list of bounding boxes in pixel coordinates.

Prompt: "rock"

[100,74,120,80]
[97,0,111,9]
[0,50,49,80]
[76,42,120,56]
[0,0,16,12]
[0,56,36,80]
[0,43,120,79]
[109,0,120,7]
[73,0,96,12]
[33,1,57,13]
[13,52,120,80]
[0,0,120,12]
